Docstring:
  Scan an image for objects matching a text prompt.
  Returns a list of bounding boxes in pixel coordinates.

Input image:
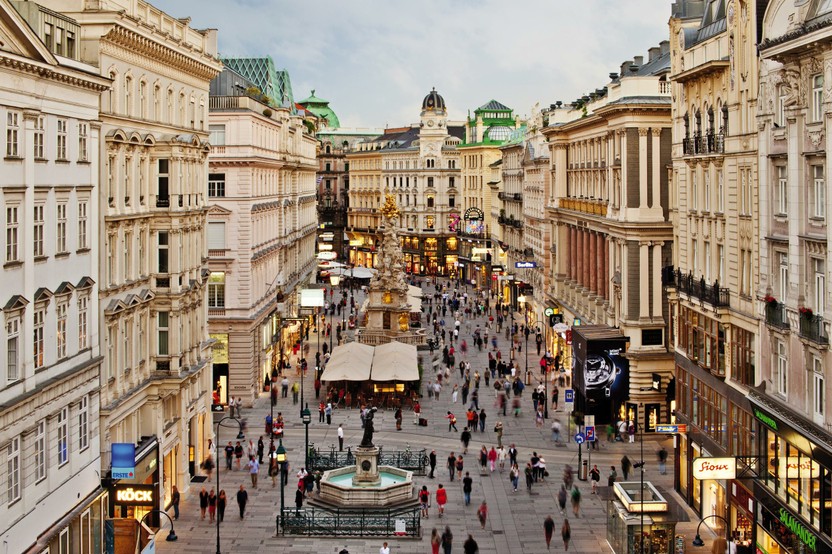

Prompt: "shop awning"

[320,342,374,381]
[328,266,377,279]
[371,341,419,381]
[407,285,422,313]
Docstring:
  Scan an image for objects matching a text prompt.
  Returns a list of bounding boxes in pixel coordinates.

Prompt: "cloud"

[155,0,671,127]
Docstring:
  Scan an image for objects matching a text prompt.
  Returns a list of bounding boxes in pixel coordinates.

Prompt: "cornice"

[103,24,221,83]
[0,55,110,92]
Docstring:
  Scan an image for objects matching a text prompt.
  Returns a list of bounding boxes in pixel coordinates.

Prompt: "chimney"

[648,47,661,62]
[620,61,632,77]
[659,40,670,55]
[633,55,644,67]
[609,72,619,81]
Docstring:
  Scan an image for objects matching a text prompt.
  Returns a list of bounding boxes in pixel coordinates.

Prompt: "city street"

[158,280,706,554]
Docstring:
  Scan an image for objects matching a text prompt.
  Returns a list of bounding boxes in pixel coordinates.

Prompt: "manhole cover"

[493,530,504,535]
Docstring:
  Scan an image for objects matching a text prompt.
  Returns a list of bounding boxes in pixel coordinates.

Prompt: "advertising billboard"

[571,326,629,425]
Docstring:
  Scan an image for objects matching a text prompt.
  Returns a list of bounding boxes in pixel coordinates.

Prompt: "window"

[779,252,789,301]
[107,326,115,379]
[54,26,62,56]
[740,168,749,215]
[812,74,824,122]
[56,202,67,253]
[208,272,225,308]
[56,119,67,160]
[427,196,435,208]
[325,163,331,171]
[717,169,724,212]
[44,23,53,50]
[158,312,169,356]
[123,318,132,371]
[208,173,225,197]
[66,30,75,58]
[5,205,18,262]
[718,245,725,283]
[426,216,435,230]
[814,258,826,315]
[33,204,44,257]
[690,168,698,210]
[77,122,88,162]
[59,528,69,554]
[158,231,169,272]
[813,357,825,417]
[6,436,20,504]
[812,165,825,220]
[140,81,147,119]
[704,169,711,212]
[34,115,44,158]
[207,222,226,250]
[34,308,44,369]
[777,85,787,127]
[157,159,169,206]
[427,177,434,188]
[704,241,711,281]
[123,232,131,281]
[209,124,225,145]
[6,317,19,382]
[776,166,787,215]
[740,248,751,295]
[449,196,455,208]
[56,302,67,360]
[78,201,87,249]
[58,406,69,465]
[35,420,46,482]
[6,111,19,157]
[78,295,88,350]
[731,326,755,387]
[691,239,699,277]
[124,76,132,116]
[776,339,788,396]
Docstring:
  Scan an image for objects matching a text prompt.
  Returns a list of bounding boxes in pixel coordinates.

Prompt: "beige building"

[542,44,674,429]
[37,0,224,517]
[207,67,318,406]
[668,0,761,535]
[0,2,110,551]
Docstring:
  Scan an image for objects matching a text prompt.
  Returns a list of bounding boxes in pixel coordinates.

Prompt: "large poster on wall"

[571,326,629,425]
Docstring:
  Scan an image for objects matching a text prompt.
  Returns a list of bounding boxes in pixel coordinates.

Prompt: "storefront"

[606,481,677,553]
[210,334,229,406]
[571,325,630,425]
[751,391,832,554]
[107,437,161,527]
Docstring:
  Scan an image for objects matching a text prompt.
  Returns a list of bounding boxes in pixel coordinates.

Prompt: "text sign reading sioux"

[692,457,736,480]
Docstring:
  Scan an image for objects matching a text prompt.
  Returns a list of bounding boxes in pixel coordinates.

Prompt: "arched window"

[124,75,132,116]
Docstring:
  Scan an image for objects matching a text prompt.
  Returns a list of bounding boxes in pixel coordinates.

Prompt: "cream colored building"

[542,44,674,429]
[37,0,223,515]
[0,2,110,551]
[207,67,318,406]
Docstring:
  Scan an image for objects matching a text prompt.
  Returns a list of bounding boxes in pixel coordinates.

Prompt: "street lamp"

[302,404,312,469]
[329,274,341,352]
[691,514,730,547]
[276,439,287,535]
[140,509,178,542]
[215,416,245,554]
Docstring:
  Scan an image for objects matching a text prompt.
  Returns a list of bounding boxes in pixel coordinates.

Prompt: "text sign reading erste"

[692,457,737,480]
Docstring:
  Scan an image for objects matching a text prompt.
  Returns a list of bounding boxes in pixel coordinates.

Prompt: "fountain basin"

[319,465,413,507]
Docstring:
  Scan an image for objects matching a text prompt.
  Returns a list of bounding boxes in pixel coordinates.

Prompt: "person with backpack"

[571,486,582,517]
[589,464,601,494]
[419,486,431,518]
[447,411,458,432]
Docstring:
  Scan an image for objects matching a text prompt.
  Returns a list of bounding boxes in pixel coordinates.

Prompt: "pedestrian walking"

[269,458,279,487]
[478,409,487,433]
[621,455,632,480]
[657,446,668,474]
[295,488,304,515]
[338,424,344,451]
[628,420,636,443]
[234,441,243,470]
[571,486,582,517]
[431,528,441,554]
[419,486,431,518]
[207,488,216,522]
[257,436,265,465]
[608,465,618,487]
[325,402,333,425]
[224,442,233,470]
[525,462,534,492]
[494,420,503,447]
[551,419,561,443]
[589,464,600,494]
[562,519,571,551]
[247,457,260,488]
[462,472,473,506]
[236,485,248,519]
[487,446,497,472]
[198,487,208,520]
[510,463,520,492]
[217,489,227,523]
[447,452,456,481]
[544,515,555,550]
[478,446,488,472]
[463,534,479,554]
[476,500,488,529]
[429,449,437,479]
[557,485,567,514]
[497,445,507,472]
[447,411,458,432]
[379,541,390,554]
[460,427,471,454]
[435,484,447,517]
[171,485,180,520]
[441,526,453,554]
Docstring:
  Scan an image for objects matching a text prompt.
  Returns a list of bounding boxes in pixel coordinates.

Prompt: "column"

[577,229,584,287]
[618,130,627,208]
[589,232,598,294]
[652,128,662,210]
[652,242,664,318]
[638,128,649,210]
[640,242,650,319]
[582,230,590,289]
[600,236,608,300]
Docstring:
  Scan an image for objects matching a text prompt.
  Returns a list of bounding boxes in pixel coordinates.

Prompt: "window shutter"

[208,222,226,250]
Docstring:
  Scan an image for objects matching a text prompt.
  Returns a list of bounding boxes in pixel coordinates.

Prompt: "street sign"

[574,433,585,445]
[211,404,225,413]
[656,424,686,434]
[585,426,596,442]
[564,389,574,403]
[585,415,595,427]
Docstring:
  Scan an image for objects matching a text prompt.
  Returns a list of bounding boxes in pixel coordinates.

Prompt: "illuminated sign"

[111,443,136,479]
[779,508,817,551]
[753,407,778,431]
[114,485,156,506]
[692,457,736,480]
[515,261,537,268]
[779,457,820,479]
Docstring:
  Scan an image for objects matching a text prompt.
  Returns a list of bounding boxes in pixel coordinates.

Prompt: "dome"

[421,87,446,111]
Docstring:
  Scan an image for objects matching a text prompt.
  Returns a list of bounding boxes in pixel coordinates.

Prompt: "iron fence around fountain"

[277,504,422,537]
[308,444,429,475]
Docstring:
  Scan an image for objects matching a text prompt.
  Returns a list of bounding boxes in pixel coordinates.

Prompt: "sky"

[154,0,672,129]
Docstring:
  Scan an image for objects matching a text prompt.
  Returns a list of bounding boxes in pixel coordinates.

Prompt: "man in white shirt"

[337,424,344,451]
[379,542,390,554]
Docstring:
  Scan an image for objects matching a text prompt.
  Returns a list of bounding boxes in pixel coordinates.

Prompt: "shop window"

[731,326,755,386]
[426,216,435,230]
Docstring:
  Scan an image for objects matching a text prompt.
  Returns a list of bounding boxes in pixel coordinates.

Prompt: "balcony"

[497,192,522,203]
[682,131,725,156]
[665,268,730,308]
[764,302,789,330]
[799,313,829,345]
[559,197,608,216]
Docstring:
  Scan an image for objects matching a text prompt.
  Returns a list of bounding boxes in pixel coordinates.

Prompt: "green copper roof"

[298,89,341,128]
[461,99,516,147]
[221,56,294,110]
[503,125,527,146]
[476,100,511,112]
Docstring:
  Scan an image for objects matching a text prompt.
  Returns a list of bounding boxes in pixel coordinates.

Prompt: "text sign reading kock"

[692,457,737,480]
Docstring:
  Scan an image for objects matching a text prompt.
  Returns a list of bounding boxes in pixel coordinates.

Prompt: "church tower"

[419,87,449,160]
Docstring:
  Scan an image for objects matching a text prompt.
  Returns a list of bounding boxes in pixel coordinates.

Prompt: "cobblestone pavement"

[157,279,713,554]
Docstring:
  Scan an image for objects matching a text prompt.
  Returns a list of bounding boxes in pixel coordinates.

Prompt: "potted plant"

[764,294,777,306]
[799,306,814,319]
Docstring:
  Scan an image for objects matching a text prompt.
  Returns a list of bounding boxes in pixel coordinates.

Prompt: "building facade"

[207,67,318,407]
[754,1,832,552]
[0,1,110,551]
[668,0,763,540]
[542,44,675,428]
[40,0,224,520]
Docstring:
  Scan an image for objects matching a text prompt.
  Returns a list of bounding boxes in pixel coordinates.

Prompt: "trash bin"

[525,370,531,385]
[579,459,588,481]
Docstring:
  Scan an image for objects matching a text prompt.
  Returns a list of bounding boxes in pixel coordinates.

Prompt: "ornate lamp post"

[329,274,341,351]
[140,509,178,542]
[302,404,312,469]
[276,439,287,535]
[692,514,730,547]
[215,416,245,554]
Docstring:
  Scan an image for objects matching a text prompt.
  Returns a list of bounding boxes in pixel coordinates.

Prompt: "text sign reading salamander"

[692,457,736,480]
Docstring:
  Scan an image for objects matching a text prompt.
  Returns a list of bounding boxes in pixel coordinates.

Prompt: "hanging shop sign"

[113,484,156,507]
[692,457,736,480]
[111,443,136,479]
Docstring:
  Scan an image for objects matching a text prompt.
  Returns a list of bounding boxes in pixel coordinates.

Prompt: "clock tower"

[419,87,448,159]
